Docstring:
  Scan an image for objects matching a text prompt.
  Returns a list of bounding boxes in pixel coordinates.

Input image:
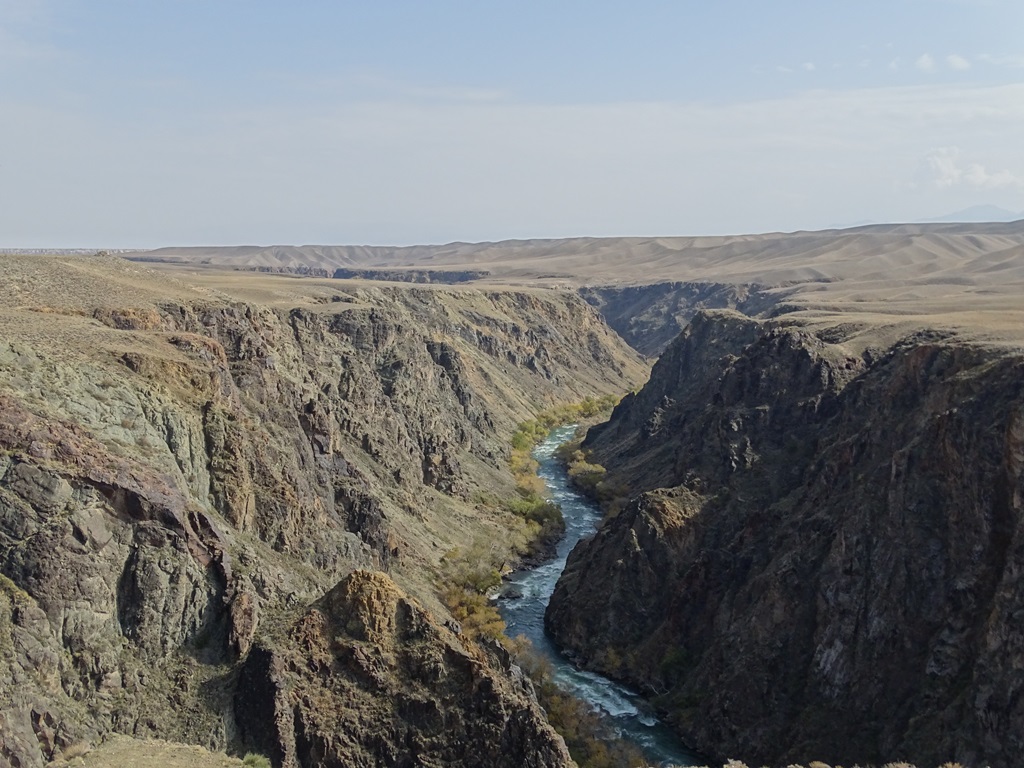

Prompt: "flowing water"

[498,425,704,767]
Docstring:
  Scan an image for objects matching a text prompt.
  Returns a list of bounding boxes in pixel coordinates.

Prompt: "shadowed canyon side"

[577,283,775,358]
[545,309,1024,767]
[0,255,647,767]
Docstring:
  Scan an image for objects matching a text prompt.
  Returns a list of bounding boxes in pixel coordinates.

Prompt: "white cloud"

[946,54,971,71]
[889,57,901,71]
[978,53,1024,68]
[916,53,936,72]
[801,62,816,71]
[926,147,1023,189]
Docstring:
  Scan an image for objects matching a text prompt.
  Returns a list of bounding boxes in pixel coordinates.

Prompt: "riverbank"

[499,425,703,768]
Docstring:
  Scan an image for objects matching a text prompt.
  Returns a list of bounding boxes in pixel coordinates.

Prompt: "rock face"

[546,309,1024,768]
[0,257,643,767]
[579,282,778,357]
[234,570,572,768]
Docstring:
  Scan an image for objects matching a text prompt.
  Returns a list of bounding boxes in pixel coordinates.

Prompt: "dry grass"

[11,230,1024,351]
[118,221,1024,350]
[48,735,247,768]
[126,222,1024,289]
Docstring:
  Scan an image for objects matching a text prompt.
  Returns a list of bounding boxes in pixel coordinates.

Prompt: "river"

[498,424,704,768]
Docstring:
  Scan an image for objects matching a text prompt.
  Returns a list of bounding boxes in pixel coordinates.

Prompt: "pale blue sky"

[2,0,1023,246]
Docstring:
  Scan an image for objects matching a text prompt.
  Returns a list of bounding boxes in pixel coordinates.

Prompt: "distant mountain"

[829,205,1023,230]
[925,204,1023,223]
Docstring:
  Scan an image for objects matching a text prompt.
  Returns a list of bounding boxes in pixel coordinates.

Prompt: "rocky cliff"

[546,309,1024,767]
[578,282,779,357]
[0,255,646,767]
[234,570,572,768]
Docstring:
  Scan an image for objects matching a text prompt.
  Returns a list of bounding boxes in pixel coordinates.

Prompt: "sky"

[1,0,1023,247]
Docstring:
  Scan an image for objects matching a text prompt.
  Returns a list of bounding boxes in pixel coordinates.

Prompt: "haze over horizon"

[2,0,1023,248]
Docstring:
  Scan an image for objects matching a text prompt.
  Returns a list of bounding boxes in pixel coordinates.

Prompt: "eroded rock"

[235,570,573,768]
[547,310,1024,768]
[0,266,642,766]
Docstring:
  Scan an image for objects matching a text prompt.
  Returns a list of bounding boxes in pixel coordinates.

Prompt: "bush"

[554,435,633,519]
[439,546,507,643]
[567,460,607,491]
[505,394,622,532]
[442,586,506,642]
[440,545,502,595]
[242,754,272,768]
[510,636,647,768]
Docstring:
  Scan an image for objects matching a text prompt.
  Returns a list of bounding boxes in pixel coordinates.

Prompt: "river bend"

[498,425,702,767]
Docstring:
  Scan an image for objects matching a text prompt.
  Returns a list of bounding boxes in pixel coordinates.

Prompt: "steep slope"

[234,570,571,768]
[47,734,250,768]
[0,255,646,767]
[546,310,1024,768]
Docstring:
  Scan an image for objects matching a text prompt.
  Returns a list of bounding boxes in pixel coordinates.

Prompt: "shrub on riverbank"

[508,393,623,527]
[555,437,631,519]
[509,635,648,768]
[505,398,621,558]
[441,394,642,757]
[438,544,506,643]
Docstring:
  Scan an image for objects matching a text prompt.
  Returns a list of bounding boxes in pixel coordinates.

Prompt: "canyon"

[0,254,643,767]
[547,310,1024,767]
[2,219,1024,767]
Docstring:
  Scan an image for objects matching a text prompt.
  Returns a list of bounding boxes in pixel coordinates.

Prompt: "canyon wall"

[0,257,646,767]
[546,310,1024,768]
[578,282,779,357]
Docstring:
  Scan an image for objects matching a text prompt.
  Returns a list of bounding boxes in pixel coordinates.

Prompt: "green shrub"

[440,545,502,595]
[242,754,272,768]
[555,435,632,515]
[567,460,606,491]
[441,585,506,642]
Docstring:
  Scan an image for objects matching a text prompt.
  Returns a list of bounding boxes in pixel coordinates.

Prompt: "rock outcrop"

[546,309,1024,768]
[234,570,572,768]
[0,256,644,767]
